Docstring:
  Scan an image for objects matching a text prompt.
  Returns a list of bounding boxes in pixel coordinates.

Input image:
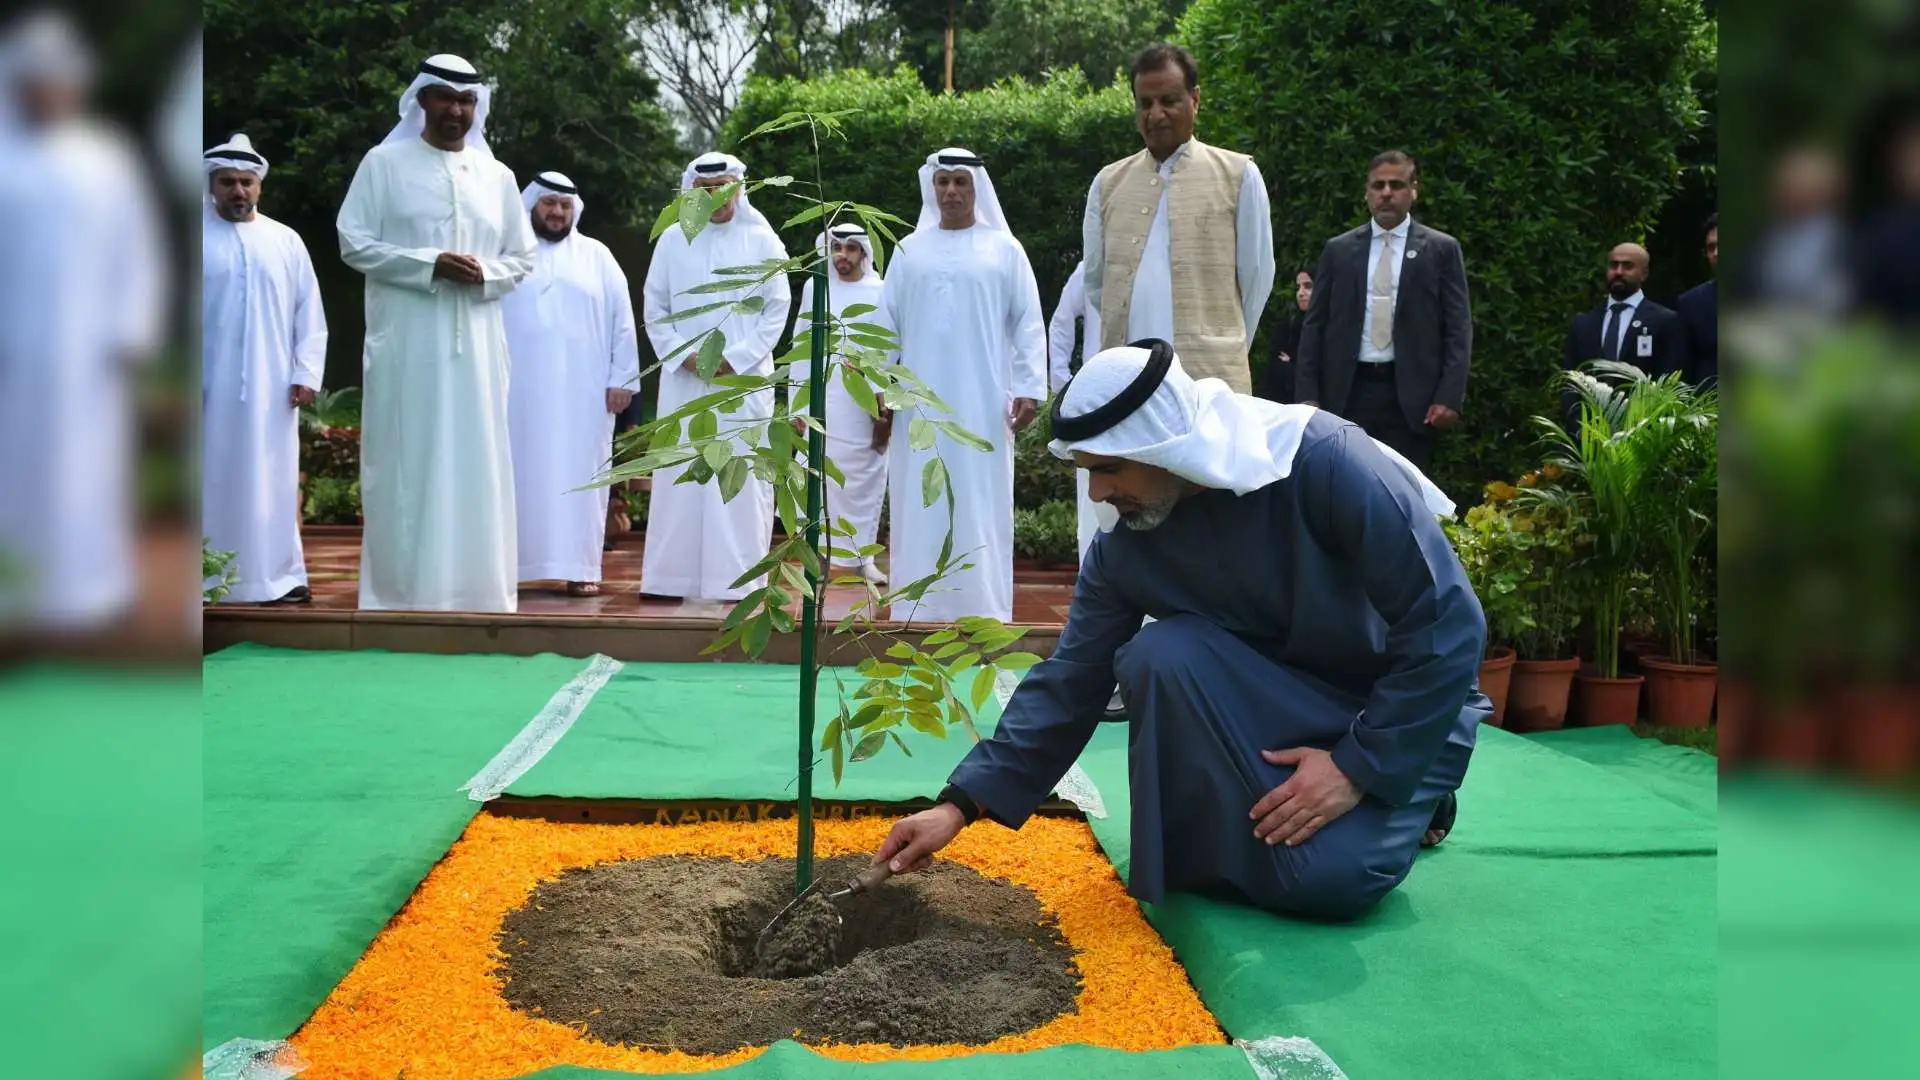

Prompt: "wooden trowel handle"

[849,862,894,894]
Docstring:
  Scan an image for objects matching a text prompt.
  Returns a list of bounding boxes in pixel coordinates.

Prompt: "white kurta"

[797,274,890,568]
[640,216,791,600]
[882,226,1047,622]
[201,207,328,602]
[336,137,534,613]
[0,121,164,630]
[504,231,639,583]
[1046,263,1109,558]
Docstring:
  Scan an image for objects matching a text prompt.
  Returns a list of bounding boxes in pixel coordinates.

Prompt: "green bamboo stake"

[795,258,830,896]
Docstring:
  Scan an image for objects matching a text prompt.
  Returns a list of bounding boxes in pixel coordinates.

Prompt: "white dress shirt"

[1601,289,1645,360]
[1081,142,1275,348]
[1359,217,1411,364]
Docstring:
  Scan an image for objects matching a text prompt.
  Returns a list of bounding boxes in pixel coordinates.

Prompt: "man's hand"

[1009,396,1038,433]
[871,406,893,452]
[1250,747,1362,847]
[874,803,966,874]
[680,357,737,377]
[1424,404,1461,430]
[606,388,634,414]
[432,252,484,285]
[288,385,317,409]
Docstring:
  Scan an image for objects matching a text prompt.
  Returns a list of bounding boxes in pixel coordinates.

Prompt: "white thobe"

[504,232,639,583]
[882,226,1047,622]
[1081,142,1275,346]
[1046,264,1108,558]
[201,208,328,603]
[0,122,164,630]
[336,137,534,613]
[797,274,889,568]
[640,216,791,600]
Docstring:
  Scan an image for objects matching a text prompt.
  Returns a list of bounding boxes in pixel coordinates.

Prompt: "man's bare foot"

[566,581,601,597]
[1420,792,1457,848]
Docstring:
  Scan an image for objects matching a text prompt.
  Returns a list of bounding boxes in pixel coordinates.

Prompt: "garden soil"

[498,854,1082,1053]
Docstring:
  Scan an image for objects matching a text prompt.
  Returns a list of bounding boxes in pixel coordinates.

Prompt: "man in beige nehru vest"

[1081,43,1274,395]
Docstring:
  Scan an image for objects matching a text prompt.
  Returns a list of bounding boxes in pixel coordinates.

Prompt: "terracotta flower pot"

[1641,656,1718,728]
[1574,672,1644,726]
[1507,657,1579,732]
[1838,687,1920,781]
[1478,646,1516,727]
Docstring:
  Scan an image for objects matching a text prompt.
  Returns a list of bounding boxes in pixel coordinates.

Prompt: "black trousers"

[1346,365,1434,472]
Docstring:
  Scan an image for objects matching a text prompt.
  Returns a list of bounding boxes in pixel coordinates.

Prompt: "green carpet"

[0,669,200,1079]
[202,644,594,1052]
[205,648,1717,1078]
[1528,726,1718,818]
[506,663,1005,802]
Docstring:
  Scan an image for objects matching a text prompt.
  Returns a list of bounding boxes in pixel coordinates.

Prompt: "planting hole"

[497,853,1082,1052]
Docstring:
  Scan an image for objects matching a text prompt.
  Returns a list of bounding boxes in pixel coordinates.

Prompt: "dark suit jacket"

[1560,297,1690,425]
[1296,220,1472,430]
[1675,279,1717,387]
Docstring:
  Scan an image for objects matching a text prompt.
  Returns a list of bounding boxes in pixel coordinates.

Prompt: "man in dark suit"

[1562,243,1691,425]
[1675,214,1717,387]
[1296,150,1472,472]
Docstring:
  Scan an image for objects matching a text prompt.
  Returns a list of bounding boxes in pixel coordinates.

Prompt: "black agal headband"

[1049,338,1176,442]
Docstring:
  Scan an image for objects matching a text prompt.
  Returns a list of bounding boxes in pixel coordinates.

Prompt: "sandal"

[1421,791,1457,848]
[566,581,602,597]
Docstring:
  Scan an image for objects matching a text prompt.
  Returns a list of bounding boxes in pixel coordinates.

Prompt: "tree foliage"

[1180,0,1714,504]
[203,0,683,242]
[880,0,1186,93]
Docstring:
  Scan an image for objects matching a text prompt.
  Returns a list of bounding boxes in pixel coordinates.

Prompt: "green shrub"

[1014,409,1078,510]
[304,477,361,525]
[1014,500,1079,566]
[720,66,1135,310]
[1179,0,1714,503]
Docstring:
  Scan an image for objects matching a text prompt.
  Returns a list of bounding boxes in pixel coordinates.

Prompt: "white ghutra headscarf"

[204,133,268,180]
[1051,342,1455,520]
[521,170,583,228]
[381,53,492,155]
[680,151,774,234]
[915,147,1008,233]
[816,223,881,284]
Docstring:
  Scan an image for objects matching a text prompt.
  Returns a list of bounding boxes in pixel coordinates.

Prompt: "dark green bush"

[1180,0,1714,502]
[1014,500,1080,566]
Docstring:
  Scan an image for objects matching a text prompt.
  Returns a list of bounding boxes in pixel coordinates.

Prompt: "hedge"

[1180,0,1715,501]
[718,65,1135,311]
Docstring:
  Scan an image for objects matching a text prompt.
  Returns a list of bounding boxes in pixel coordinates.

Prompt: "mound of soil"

[496,853,1082,1053]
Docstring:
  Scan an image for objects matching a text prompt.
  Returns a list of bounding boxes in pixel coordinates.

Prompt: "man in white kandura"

[0,9,164,631]
[640,152,792,602]
[336,54,535,613]
[504,171,639,598]
[879,148,1048,622]
[796,223,890,586]
[1047,259,1109,558]
[201,134,328,605]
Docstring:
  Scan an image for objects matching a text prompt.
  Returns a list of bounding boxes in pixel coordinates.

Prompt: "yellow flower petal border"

[290,813,1225,1079]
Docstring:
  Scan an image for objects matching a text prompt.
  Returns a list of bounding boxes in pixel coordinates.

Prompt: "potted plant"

[1631,377,1719,725]
[1442,498,1532,726]
[1524,361,1689,726]
[1502,475,1587,730]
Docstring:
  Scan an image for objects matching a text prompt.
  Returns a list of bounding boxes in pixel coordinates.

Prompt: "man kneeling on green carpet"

[871,340,1488,920]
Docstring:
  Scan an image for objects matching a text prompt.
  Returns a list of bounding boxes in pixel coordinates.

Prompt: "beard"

[1117,491,1182,531]
[532,219,573,242]
[216,199,255,222]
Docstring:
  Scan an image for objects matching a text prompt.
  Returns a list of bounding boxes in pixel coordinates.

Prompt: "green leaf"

[850,730,887,762]
[760,174,795,187]
[702,440,731,473]
[675,189,710,241]
[968,626,1025,651]
[840,303,877,318]
[931,641,969,660]
[994,651,1043,672]
[657,298,739,325]
[831,728,845,785]
[841,364,879,417]
[909,418,936,451]
[862,661,905,679]
[743,612,772,657]
[885,641,915,659]
[933,420,995,453]
[780,560,811,598]
[851,700,887,730]
[718,458,749,501]
[970,666,996,710]
[889,732,914,757]
[721,588,768,630]
[905,709,947,738]
[737,294,766,315]
[822,711,843,752]
[696,332,727,380]
[688,410,718,441]
[782,202,832,230]
[921,458,947,508]
[925,627,961,645]
[820,453,846,489]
